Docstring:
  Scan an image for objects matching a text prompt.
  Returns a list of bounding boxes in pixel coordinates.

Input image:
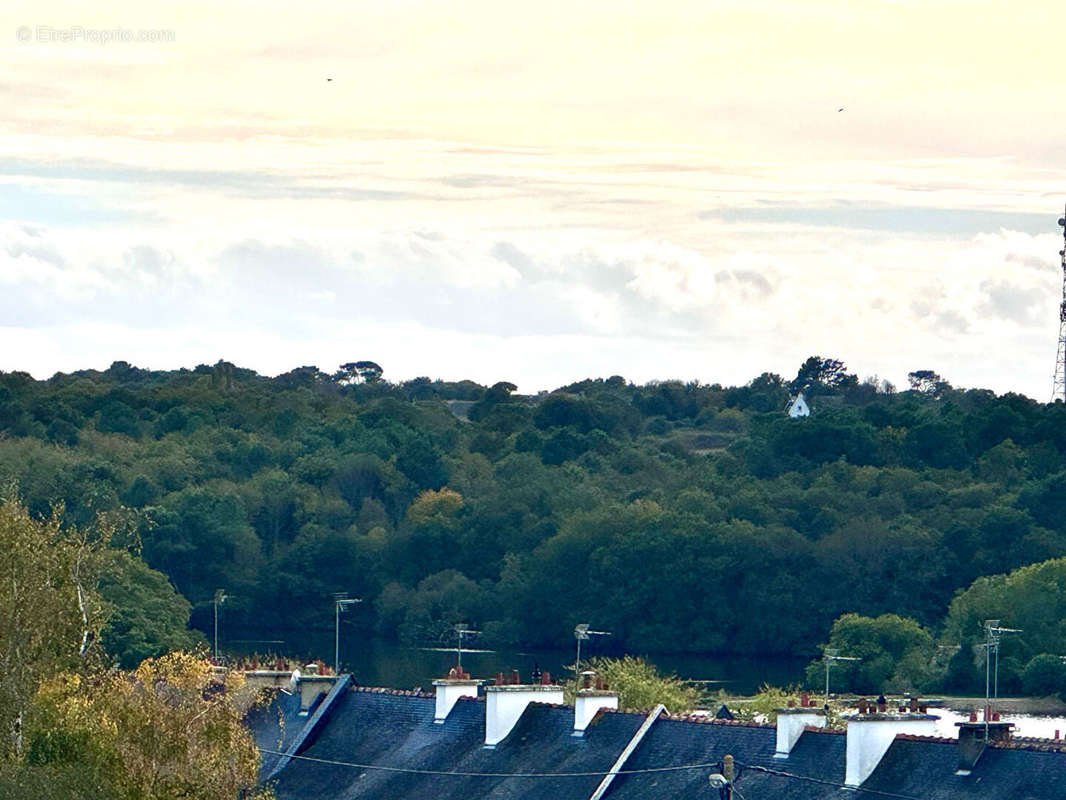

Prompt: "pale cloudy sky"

[2,0,1065,397]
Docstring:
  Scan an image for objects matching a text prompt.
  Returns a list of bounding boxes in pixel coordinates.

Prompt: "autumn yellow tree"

[25,653,272,800]
[0,499,104,759]
[0,500,270,799]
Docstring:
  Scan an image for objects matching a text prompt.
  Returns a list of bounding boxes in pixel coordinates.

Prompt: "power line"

[741,763,925,800]
[258,747,722,778]
[258,747,926,797]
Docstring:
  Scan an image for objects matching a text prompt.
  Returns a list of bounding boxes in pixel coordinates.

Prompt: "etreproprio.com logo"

[16,25,176,45]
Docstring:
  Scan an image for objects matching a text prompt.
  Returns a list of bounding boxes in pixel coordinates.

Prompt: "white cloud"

[1,214,1062,400]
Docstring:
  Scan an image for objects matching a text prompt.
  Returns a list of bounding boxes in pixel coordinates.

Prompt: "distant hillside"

[1,358,1064,679]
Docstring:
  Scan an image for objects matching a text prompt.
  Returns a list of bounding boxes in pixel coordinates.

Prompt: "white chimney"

[485,684,564,747]
[574,689,618,735]
[774,707,826,757]
[432,678,482,723]
[296,670,339,715]
[845,710,938,787]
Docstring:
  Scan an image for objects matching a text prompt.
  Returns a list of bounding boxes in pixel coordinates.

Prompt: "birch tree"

[0,500,104,758]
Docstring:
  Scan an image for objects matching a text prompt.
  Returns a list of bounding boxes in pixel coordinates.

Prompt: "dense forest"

[2,357,1066,694]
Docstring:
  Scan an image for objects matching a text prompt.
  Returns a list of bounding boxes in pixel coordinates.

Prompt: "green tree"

[907,370,950,396]
[396,437,448,491]
[141,488,262,603]
[335,360,383,385]
[564,656,699,713]
[1021,654,1066,698]
[0,500,104,758]
[96,400,140,437]
[805,613,936,694]
[97,551,203,669]
[791,356,856,394]
[942,558,1066,690]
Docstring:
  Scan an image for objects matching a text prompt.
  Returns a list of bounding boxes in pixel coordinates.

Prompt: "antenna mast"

[1053,205,1066,401]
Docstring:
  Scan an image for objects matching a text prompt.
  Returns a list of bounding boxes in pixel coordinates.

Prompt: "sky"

[2,0,1065,398]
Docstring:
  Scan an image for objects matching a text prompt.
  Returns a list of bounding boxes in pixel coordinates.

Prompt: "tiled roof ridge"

[891,732,1066,751]
[991,736,1066,752]
[525,700,571,710]
[895,733,956,744]
[659,713,772,729]
[348,685,436,699]
[803,724,845,735]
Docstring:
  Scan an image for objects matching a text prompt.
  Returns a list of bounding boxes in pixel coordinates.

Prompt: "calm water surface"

[225,628,806,695]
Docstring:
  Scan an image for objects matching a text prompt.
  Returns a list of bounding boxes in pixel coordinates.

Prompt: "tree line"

[2,357,1066,694]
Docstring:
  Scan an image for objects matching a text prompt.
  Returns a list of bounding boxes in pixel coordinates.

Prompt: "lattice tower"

[1053,205,1066,401]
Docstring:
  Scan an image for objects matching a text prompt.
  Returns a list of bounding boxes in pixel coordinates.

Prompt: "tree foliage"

[24,653,272,800]
[805,614,936,694]
[791,355,856,394]
[0,501,267,798]
[98,551,204,669]
[907,370,950,396]
[2,360,1066,686]
[0,500,104,758]
[941,558,1066,693]
[565,656,699,713]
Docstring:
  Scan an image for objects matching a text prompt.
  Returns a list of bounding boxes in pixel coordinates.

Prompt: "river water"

[224,628,807,695]
[928,708,1066,740]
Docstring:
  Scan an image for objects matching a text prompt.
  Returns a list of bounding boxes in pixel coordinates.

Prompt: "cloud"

[0,157,426,205]
[4,224,65,267]
[701,204,1054,237]
[0,161,1062,401]
[716,268,774,300]
[443,174,524,189]
[491,241,543,281]
[980,280,1048,325]
[932,309,971,334]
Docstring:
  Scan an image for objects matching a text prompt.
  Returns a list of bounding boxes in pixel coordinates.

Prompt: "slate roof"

[246,689,306,780]
[863,737,1066,800]
[263,687,646,800]
[604,721,849,800]
[251,686,1066,800]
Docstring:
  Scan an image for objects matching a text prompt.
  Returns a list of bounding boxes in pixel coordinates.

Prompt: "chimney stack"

[484,671,564,747]
[844,702,939,787]
[296,664,339,715]
[433,666,482,723]
[573,671,618,735]
[955,717,1013,774]
[774,701,826,757]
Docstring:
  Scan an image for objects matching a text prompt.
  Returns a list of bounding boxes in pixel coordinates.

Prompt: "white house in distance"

[787,392,810,418]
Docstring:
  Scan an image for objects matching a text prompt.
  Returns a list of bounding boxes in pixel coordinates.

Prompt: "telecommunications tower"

[1053,205,1066,401]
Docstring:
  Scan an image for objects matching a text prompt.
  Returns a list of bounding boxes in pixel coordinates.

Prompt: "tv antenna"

[333,593,362,675]
[982,620,1021,704]
[573,623,611,672]
[822,648,860,705]
[212,589,227,664]
[453,623,480,671]
[1052,206,1066,400]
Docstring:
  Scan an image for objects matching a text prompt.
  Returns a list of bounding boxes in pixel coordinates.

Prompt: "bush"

[1022,654,1066,698]
[564,656,699,713]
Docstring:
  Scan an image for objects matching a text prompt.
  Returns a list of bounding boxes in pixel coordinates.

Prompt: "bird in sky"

[838,107,844,112]
[327,78,333,82]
